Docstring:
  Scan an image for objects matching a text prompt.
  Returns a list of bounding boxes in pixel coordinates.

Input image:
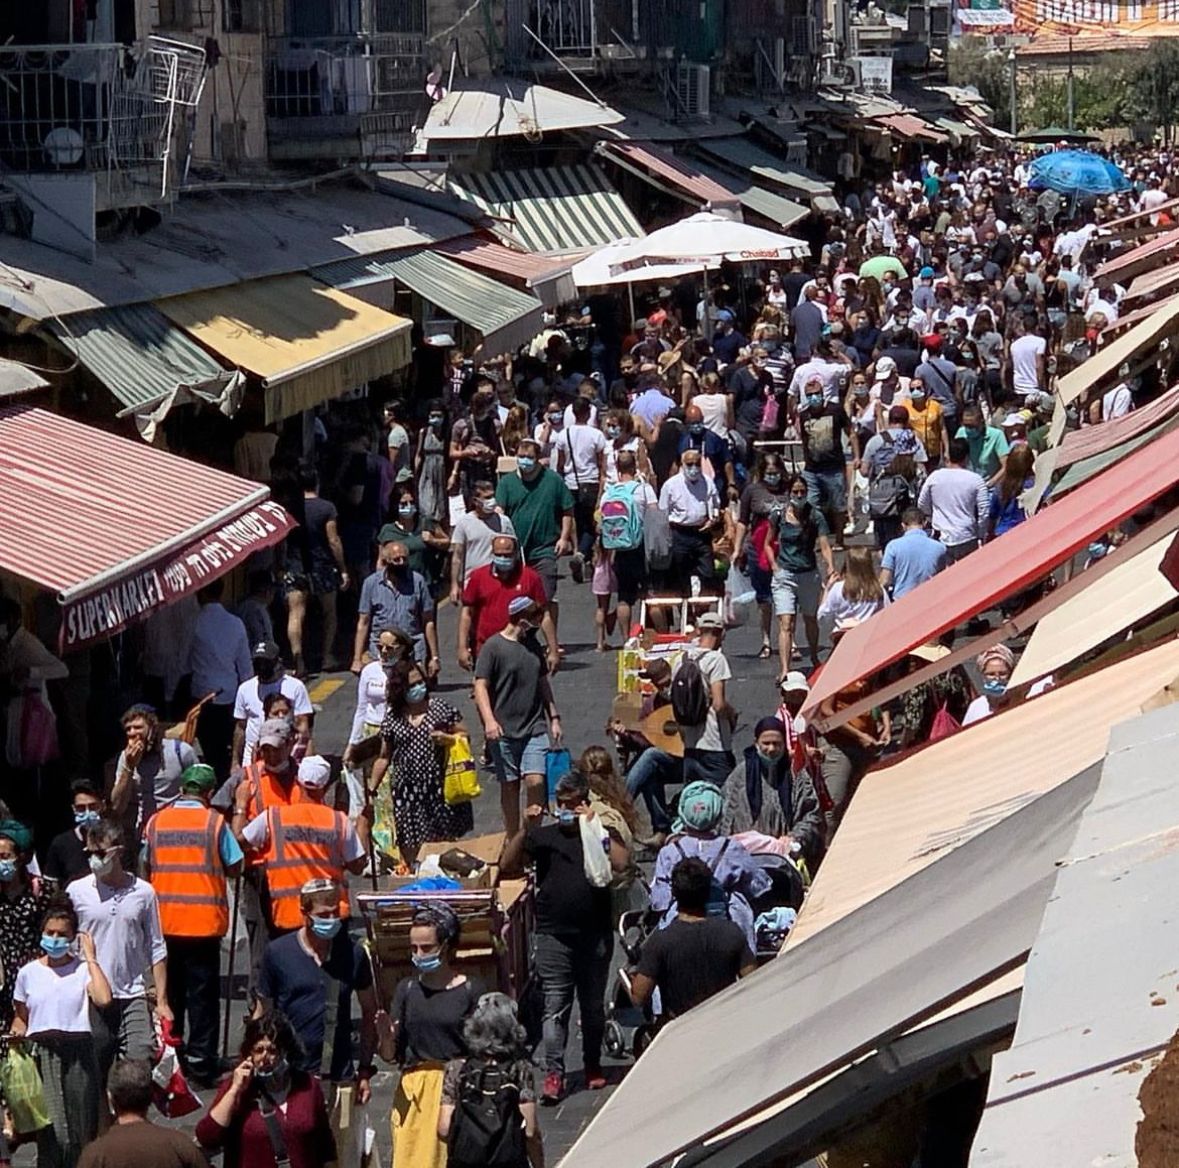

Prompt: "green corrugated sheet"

[697,137,834,200]
[1052,414,1179,497]
[689,158,809,228]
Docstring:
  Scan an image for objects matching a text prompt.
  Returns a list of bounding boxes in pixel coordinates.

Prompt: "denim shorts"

[771,566,822,617]
[491,730,550,783]
[802,468,848,515]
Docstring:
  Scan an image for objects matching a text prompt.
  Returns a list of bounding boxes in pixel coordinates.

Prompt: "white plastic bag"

[579,813,613,888]
[724,563,757,626]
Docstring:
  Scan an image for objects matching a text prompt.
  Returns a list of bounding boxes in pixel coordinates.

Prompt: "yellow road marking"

[308,678,346,704]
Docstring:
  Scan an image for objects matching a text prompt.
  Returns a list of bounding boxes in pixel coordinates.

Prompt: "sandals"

[758,643,772,660]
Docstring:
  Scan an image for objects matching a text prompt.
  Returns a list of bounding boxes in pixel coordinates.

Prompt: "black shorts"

[613,546,647,606]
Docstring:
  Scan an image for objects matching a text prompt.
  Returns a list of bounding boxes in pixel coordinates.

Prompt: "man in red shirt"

[457,534,558,672]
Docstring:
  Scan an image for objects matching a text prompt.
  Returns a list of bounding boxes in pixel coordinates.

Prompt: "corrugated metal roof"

[448,165,644,254]
[313,249,544,356]
[597,140,742,210]
[0,359,48,398]
[431,237,578,310]
[873,113,950,144]
[420,83,622,141]
[0,406,272,596]
[45,303,237,414]
[696,137,834,199]
[1096,224,1179,282]
[970,702,1179,1168]
[689,158,809,228]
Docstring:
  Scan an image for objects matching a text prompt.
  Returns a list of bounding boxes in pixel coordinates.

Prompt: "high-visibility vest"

[144,804,230,939]
[263,802,350,931]
[242,763,307,869]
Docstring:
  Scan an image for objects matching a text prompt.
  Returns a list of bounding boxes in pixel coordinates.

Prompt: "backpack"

[867,433,911,519]
[670,653,711,728]
[447,1059,528,1168]
[673,838,732,918]
[599,481,644,550]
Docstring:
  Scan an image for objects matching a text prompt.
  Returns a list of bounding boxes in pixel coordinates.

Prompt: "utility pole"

[1066,36,1074,132]
[1008,48,1017,136]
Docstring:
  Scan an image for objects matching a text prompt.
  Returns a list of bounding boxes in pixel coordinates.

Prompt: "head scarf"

[412,901,461,946]
[673,781,724,834]
[0,819,32,856]
[754,716,787,739]
[976,644,1015,673]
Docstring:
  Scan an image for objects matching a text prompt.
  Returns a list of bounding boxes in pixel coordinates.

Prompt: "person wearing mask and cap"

[42,780,107,890]
[449,479,516,602]
[720,717,825,866]
[913,266,938,314]
[711,310,747,367]
[232,640,313,772]
[352,537,439,680]
[240,755,364,936]
[677,403,737,500]
[142,763,243,1086]
[675,612,739,787]
[255,878,380,1134]
[914,332,961,434]
[501,772,628,1104]
[871,354,901,418]
[963,644,1017,726]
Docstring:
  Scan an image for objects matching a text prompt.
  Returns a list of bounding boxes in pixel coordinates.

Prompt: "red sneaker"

[585,1065,607,1090]
[541,1071,565,1105]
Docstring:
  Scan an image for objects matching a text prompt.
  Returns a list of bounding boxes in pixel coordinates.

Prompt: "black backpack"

[670,654,711,727]
[447,1059,528,1168]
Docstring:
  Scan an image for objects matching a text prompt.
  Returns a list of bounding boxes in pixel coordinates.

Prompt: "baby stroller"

[603,904,661,1061]
[747,851,806,960]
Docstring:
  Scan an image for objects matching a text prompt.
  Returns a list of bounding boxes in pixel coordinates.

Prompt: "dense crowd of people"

[1,136,1174,1167]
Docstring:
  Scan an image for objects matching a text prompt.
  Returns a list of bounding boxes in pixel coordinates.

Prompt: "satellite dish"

[424,67,446,103]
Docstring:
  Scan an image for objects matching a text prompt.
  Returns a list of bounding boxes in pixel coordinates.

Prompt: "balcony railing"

[265,34,426,159]
[0,43,169,177]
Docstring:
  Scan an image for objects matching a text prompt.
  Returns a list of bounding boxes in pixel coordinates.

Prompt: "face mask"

[0,859,17,882]
[74,809,101,827]
[910,391,926,403]
[517,457,536,474]
[309,916,342,940]
[547,413,562,425]
[605,426,620,439]
[683,466,702,483]
[387,562,409,577]
[557,809,577,829]
[807,394,823,410]
[412,952,443,973]
[255,661,278,683]
[492,554,517,573]
[398,504,416,518]
[756,748,784,765]
[763,473,782,488]
[982,679,1007,698]
[89,853,115,879]
[255,1058,289,1086]
[406,682,429,704]
[41,934,71,959]
[478,497,498,514]
[689,423,705,436]
[428,415,444,428]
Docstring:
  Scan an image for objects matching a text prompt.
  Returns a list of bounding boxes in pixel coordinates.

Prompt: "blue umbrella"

[1028,149,1129,197]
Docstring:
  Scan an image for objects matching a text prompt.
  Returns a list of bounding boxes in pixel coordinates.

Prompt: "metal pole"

[221,873,243,1060]
[1008,49,1017,137]
[1067,36,1074,133]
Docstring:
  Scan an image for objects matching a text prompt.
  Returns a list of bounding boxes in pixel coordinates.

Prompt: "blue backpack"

[599,481,644,550]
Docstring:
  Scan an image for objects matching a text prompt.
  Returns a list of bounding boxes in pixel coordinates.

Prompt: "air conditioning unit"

[675,62,711,119]
[820,57,860,87]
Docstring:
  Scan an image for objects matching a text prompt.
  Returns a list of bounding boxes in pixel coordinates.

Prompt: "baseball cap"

[696,612,725,631]
[779,670,810,695]
[923,333,943,351]
[508,595,538,618]
[251,639,280,661]
[874,356,897,381]
[296,755,332,790]
[180,763,217,793]
[258,718,293,748]
[919,265,935,279]
[715,309,735,322]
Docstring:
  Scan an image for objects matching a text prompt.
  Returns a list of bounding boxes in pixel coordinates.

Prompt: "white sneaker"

[865,520,875,536]
[843,518,858,536]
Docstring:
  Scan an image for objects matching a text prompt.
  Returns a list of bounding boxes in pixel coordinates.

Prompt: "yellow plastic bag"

[442,735,481,804]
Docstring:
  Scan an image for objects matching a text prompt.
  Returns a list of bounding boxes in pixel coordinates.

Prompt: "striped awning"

[46,303,242,441]
[447,164,644,254]
[313,249,545,356]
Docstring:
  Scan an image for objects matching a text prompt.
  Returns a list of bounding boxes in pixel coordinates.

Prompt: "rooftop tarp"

[447,165,643,254]
[801,423,1179,729]
[418,83,623,142]
[157,275,411,425]
[695,136,836,204]
[0,406,294,651]
[46,303,243,442]
[313,249,544,357]
[558,741,1113,1168]
[969,703,1179,1168]
[1056,296,1179,406]
[872,112,950,143]
[595,140,742,212]
[1007,533,1178,688]
[432,237,577,309]
[0,359,48,398]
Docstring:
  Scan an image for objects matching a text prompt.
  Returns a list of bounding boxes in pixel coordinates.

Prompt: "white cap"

[875,355,897,381]
[779,670,811,695]
[296,755,332,790]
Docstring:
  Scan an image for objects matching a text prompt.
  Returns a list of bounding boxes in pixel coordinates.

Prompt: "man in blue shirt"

[677,404,736,500]
[711,310,747,366]
[351,535,439,677]
[880,508,948,599]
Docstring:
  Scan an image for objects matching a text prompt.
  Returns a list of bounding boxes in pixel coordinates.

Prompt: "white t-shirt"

[533,419,565,464]
[1010,335,1047,395]
[559,424,607,488]
[1102,383,1134,420]
[604,437,645,485]
[386,423,410,475]
[234,674,315,766]
[241,808,365,863]
[13,956,92,1035]
[693,392,730,438]
[675,646,733,753]
[451,510,516,583]
[67,874,167,999]
[563,403,599,430]
[349,660,390,743]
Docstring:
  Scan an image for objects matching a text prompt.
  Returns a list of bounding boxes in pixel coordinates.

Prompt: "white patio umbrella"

[607,212,809,276]
[571,238,705,289]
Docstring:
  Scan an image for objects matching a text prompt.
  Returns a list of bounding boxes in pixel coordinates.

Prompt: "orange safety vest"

[263,802,350,931]
[144,804,230,939]
[242,762,307,869]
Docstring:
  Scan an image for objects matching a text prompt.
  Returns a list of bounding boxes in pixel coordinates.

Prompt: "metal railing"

[504,0,598,63]
[0,43,169,175]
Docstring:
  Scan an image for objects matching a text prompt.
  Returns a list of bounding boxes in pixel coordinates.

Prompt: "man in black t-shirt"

[630,856,755,1019]
[797,379,858,540]
[42,779,104,888]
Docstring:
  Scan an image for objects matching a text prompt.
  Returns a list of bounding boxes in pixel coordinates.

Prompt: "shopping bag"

[0,1044,49,1133]
[545,748,573,806]
[579,813,613,889]
[928,701,961,742]
[724,563,757,626]
[442,736,481,805]
[151,1021,201,1118]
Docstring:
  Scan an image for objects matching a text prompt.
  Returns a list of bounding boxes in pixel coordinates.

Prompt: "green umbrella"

[858,255,908,281]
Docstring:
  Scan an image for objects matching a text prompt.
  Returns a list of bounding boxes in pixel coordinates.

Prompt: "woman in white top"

[532,396,566,466]
[818,547,890,628]
[603,409,651,484]
[962,644,1015,726]
[13,899,112,1168]
[691,371,734,439]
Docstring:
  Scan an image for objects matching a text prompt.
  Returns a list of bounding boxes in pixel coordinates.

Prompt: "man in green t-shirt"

[495,438,576,632]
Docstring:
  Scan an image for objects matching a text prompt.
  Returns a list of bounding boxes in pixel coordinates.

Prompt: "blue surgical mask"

[412,952,443,973]
[492,554,517,573]
[606,426,621,439]
[89,853,115,878]
[0,858,17,882]
[547,413,562,425]
[683,465,702,483]
[398,504,416,517]
[309,916,342,940]
[557,809,577,828]
[41,934,70,959]
[406,683,429,704]
[517,457,536,474]
[74,809,100,827]
[807,394,823,410]
[255,1057,289,1085]
[429,415,444,427]
[756,748,784,765]
[910,390,926,402]
[763,473,782,487]
[478,497,498,514]
[689,422,705,436]
[982,679,1007,698]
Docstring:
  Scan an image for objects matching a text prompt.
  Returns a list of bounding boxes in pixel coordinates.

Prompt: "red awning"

[801,422,1179,725]
[1053,385,1179,475]
[873,114,949,144]
[432,236,576,282]
[1095,224,1179,282]
[0,407,295,651]
[597,140,742,211]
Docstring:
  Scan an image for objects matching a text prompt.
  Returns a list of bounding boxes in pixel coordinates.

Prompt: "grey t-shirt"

[474,633,548,739]
[117,738,197,831]
[452,511,517,584]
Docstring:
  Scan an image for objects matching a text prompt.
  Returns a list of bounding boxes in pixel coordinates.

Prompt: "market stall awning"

[873,112,950,143]
[572,239,705,289]
[1056,296,1179,406]
[418,83,622,143]
[448,165,643,254]
[432,236,578,309]
[595,140,742,213]
[157,276,411,425]
[1125,257,1179,305]
[933,115,979,143]
[689,157,809,228]
[313,249,544,357]
[800,423,1179,727]
[695,136,836,208]
[1095,224,1179,282]
[0,359,48,398]
[46,303,243,442]
[1007,533,1179,689]
[0,406,295,651]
